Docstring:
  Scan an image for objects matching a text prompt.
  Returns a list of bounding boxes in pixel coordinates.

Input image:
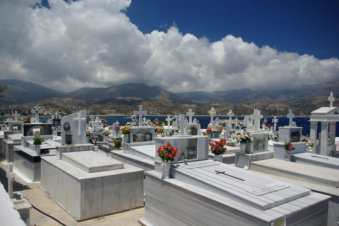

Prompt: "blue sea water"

[2,115,338,137]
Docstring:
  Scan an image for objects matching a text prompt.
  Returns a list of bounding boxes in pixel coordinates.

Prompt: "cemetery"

[0,93,338,225]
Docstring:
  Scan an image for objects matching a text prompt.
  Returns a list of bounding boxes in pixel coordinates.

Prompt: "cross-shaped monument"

[186,109,195,124]
[252,109,263,131]
[166,115,172,127]
[272,116,278,131]
[208,107,216,124]
[31,105,43,123]
[13,110,20,121]
[73,112,86,136]
[328,92,335,108]
[177,114,188,135]
[227,110,234,128]
[134,105,147,127]
[287,110,295,127]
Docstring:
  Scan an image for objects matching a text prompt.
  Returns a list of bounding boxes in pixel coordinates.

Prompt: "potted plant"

[209,139,227,162]
[114,139,122,149]
[33,135,44,152]
[157,142,178,179]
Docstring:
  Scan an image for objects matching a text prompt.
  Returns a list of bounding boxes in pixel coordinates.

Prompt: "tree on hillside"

[0,85,6,103]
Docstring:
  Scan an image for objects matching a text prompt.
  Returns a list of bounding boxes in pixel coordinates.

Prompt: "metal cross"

[215,170,245,181]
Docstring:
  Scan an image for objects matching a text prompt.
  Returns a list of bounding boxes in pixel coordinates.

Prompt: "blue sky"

[126,0,339,59]
[0,0,338,92]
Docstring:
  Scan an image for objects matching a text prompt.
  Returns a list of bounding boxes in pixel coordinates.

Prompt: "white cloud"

[0,0,338,93]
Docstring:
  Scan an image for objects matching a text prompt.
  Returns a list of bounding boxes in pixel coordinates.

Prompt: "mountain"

[177,80,339,104]
[0,80,190,105]
[69,83,191,104]
[1,79,338,116]
[0,79,66,104]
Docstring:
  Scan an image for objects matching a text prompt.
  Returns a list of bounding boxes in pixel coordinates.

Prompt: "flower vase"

[161,162,171,179]
[214,154,223,162]
[123,134,130,143]
[240,143,250,154]
[34,145,40,153]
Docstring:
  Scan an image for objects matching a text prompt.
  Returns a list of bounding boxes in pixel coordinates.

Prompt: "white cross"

[208,107,216,124]
[172,115,178,127]
[287,110,295,127]
[252,109,263,131]
[73,112,86,136]
[328,92,335,108]
[13,110,19,121]
[178,114,188,135]
[272,116,278,131]
[134,105,147,127]
[186,109,195,123]
[166,115,172,127]
[31,105,43,123]
[227,110,234,128]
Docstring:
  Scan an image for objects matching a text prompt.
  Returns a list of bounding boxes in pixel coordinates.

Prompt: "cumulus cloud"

[0,0,338,93]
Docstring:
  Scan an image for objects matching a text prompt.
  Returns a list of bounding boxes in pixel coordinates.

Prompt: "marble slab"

[173,160,310,210]
[251,159,339,188]
[41,155,144,221]
[292,153,339,170]
[62,151,124,173]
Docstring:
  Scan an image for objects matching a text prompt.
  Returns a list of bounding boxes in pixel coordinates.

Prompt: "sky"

[0,0,338,93]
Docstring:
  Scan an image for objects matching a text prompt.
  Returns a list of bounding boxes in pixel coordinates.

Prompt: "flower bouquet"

[233,132,253,144]
[284,142,296,151]
[120,125,130,134]
[104,130,111,136]
[217,126,223,132]
[154,125,164,134]
[157,142,179,162]
[206,126,212,134]
[209,139,227,156]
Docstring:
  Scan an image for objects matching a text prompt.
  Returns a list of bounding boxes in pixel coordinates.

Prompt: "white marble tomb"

[41,151,144,221]
[140,160,330,226]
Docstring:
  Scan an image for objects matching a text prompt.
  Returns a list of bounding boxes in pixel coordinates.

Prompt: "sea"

[2,115,338,137]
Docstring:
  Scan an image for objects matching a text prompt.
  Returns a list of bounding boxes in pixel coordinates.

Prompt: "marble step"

[128,145,156,161]
[250,159,339,188]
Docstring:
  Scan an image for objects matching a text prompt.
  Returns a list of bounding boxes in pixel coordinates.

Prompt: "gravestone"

[61,110,87,145]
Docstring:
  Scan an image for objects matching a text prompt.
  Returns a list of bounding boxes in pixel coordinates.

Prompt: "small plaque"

[63,122,70,131]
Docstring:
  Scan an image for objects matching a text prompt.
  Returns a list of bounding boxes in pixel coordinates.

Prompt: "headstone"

[61,110,87,145]
[252,109,263,131]
[287,110,295,127]
[30,105,43,123]
[134,105,147,126]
